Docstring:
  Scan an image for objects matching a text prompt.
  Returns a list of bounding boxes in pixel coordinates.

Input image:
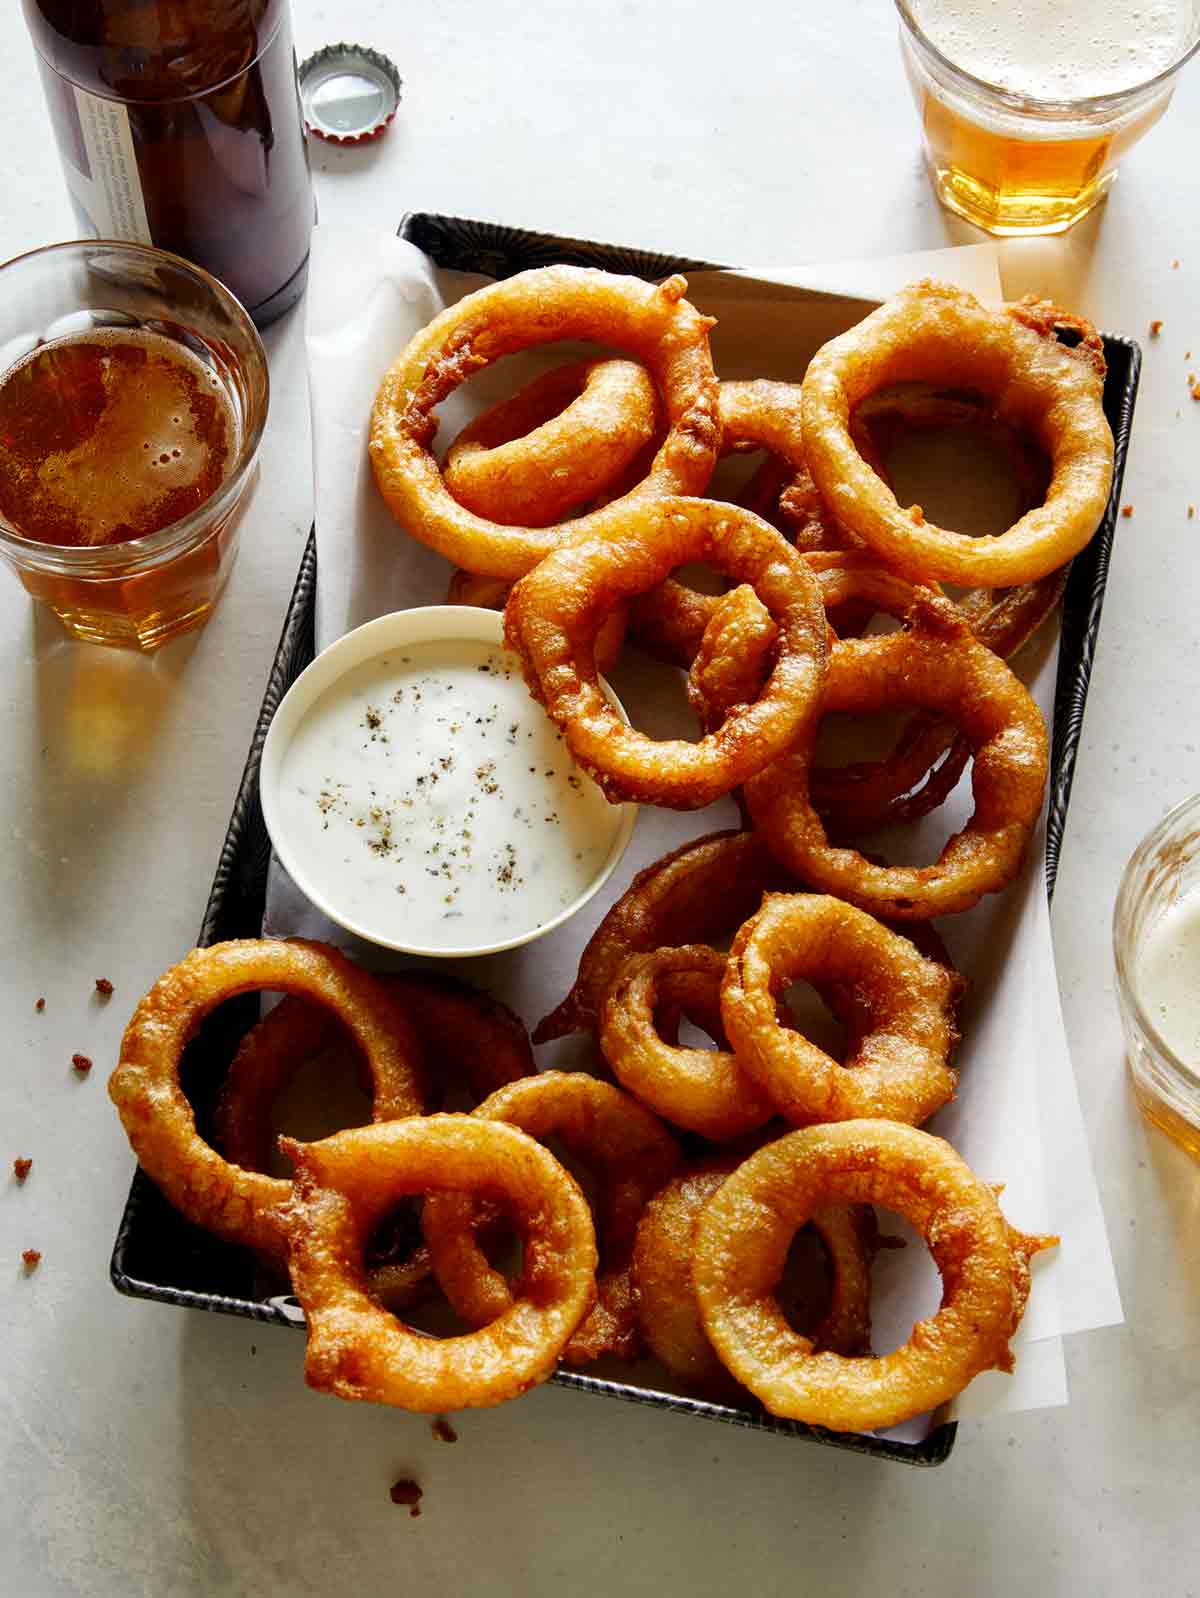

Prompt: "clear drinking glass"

[895,0,1200,236]
[0,240,268,650]
[1113,793,1200,1161]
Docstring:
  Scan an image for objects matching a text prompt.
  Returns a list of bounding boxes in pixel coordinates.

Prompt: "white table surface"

[2,4,1198,1594]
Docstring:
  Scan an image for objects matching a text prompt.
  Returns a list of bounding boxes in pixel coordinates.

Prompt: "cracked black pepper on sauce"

[277,640,622,948]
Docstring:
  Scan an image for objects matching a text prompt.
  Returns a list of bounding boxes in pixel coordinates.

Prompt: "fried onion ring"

[633,1161,877,1391]
[599,945,774,1140]
[746,594,1049,917]
[421,1072,679,1364]
[442,358,660,526]
[108,940,424,1260]
[719,892,961,1126]
[800,280,1113,586]
[692,1121,1055,1431]
[503,496,828,809]
[369,267,720,579]
[282,1116,597,1410]
[533,830,788,1043]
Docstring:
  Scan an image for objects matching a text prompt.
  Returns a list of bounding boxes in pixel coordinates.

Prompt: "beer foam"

[910,0,1191,99]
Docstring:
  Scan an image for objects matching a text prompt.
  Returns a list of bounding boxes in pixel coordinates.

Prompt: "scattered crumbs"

[1186,351,1193,360]
[71,1053,93,1076]
[909,504,925,525]
[1150,319,1163,336]
[22,1249,41,1271]
[94,977,114,997]
[13,1157,32,1182]
[1172,258,1181,268]
[389,1477,423,1516]
[431,1415,458,1444]
[34,997,45,1013]
[1120,504,1134,518]
[567,774,582,791]
[250,1344,257,1357]
[364,706,383,732]
[1191,382,1200,402]
[1189,505,1196,520]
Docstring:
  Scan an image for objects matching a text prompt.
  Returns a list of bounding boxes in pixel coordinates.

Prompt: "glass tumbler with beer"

[896,0,1200,235]
[0,240,268,651]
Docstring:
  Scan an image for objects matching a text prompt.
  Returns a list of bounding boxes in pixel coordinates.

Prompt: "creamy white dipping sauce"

[1137,892,1200,1065]
[276,639,623,952]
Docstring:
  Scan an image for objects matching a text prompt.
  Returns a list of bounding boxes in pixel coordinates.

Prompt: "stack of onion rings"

[503,496,828,808]
[369,266,720,578]
[282,1116,597,1411]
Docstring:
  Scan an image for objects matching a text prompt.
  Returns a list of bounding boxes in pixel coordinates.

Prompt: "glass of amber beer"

[896,0,1200,235]
[0,240,268,649]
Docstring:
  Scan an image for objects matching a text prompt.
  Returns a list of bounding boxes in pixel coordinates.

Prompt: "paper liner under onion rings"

[442,358,660,527]
[719,893,961,1126]
[281,1116,598,1411]
[503,496,828,809]
[800,281,1113,587]
[369,266,720,579]
[632,1160,877,1393]
[692,1121,1057,1432]
[445,567,627,675]
[107,940,425,1261]
[599,945,774,1140]
[421,1072,679,1364]
[745,594,1049,918]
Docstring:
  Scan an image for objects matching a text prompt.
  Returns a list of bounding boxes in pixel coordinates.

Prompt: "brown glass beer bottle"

[22,0,314,326]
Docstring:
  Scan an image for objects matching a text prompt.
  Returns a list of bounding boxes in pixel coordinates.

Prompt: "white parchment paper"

[265,225,1122,1431]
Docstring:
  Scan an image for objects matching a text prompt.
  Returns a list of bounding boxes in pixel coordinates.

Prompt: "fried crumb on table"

[22,1249,41,1271]
[389,1478,423,1516]
[13,1157,32,1182]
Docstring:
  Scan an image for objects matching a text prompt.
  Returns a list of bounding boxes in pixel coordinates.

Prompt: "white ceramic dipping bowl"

[261,606,638,958]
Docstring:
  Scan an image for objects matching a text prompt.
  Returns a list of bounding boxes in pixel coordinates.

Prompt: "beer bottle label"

[42,66,152,245]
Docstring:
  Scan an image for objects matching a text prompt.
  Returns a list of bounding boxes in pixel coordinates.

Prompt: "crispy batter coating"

[600,946,774,1140]
[693,1122,1055,1431]
[633,1159,877,1392]
[283,1116,597,1411]
[422,1073,678,1364]
[504,496,827,809]
[746,594,1049,918]
[443,358,659,526]
[370,266,720,578]
[800,280,1113,586]
[108,940,424,1260]
[720,893,961,1125]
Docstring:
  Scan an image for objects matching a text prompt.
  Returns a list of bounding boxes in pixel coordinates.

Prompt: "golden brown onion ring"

[442,358,659,526]
[800,281,1113,586]
[422,1072,678,1363]
[503,496,828,809]
[633,1160,877,1392]
[720,892,961,1126]
[745,594,1049,918]
[692,1121,1056,1432]
[369,266,720,579]
[108,940,425,1261]
[282,1116,597,1411]
[599,945,774,1140]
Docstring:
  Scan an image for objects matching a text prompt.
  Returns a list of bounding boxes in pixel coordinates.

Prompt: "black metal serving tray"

[110,212,1141,1468]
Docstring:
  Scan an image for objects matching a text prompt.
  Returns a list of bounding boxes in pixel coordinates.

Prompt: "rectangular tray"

[111,212,1141,1468]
